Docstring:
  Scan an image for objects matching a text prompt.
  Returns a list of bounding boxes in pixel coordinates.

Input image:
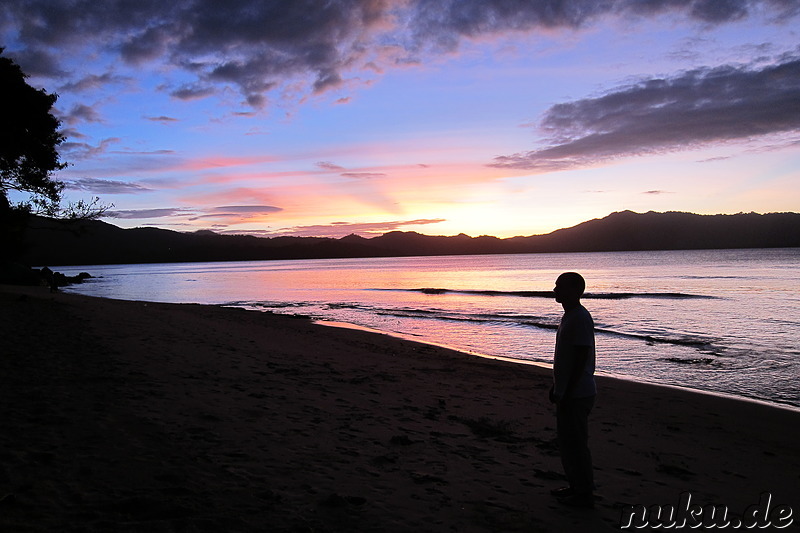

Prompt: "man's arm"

[554,345,590,404]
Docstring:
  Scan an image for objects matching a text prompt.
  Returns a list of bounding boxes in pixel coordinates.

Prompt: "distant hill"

[15,210,800,266]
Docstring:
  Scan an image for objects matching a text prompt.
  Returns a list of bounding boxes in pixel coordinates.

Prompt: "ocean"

[53,248,800,409]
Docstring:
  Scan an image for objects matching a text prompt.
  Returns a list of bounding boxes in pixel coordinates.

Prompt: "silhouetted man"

[549,272,596,508]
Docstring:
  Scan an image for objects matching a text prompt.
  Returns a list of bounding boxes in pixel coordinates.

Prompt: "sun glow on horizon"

[4,1,797,238]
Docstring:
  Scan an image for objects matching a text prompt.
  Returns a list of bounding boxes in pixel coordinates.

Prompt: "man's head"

[554,272,585,305]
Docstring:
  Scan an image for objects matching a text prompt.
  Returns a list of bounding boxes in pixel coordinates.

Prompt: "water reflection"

[56,249,800,406]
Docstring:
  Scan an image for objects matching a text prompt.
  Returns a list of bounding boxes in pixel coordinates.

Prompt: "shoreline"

[2,285,799,531]
[46,250,800,412]
[68,292,800,413]
[313,316,800,414]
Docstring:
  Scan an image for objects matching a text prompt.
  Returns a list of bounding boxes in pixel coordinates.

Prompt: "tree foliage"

[0,49,112,223]
[0,48,67,213]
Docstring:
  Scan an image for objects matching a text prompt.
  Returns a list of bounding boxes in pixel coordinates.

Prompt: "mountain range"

[17,210,800,266]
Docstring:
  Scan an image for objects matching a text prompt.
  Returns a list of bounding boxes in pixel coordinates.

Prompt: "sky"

[2,0,799,238]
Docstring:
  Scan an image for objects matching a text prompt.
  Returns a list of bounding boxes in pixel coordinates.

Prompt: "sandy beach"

[1,284,798,532]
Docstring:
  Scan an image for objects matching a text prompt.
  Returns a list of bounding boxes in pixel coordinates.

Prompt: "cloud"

[211,205,283,214]
[252,218,447,238]
[642,190,673,195]
[170,84,217,101]
[59,72,128,92]
[178,155,278,172]
[106,204,282,222]
[119,25,172,65]
[697,156,732,163]
[106,208,191,219]
[110,149,176,156]
[3,47,64,77]
[341,172,387,179]
[490,56,800,171]
[145,115,180,124]
[402,0,799,53]
[187,205,283,223]
[244,127,269,136]
[59,137,120,160]
[65,178,152,194]
[4,0,797,109]
[178,186,279,207]
[316,161,346,171]
[60,127,88,140]
[62,103,104,125]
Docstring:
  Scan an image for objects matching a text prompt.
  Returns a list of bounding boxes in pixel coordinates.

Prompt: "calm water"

[55,249,800,408]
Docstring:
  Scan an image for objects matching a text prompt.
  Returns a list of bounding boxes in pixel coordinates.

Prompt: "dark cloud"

[59,137,120,160]
[642,190,673,195]
[59,72,128,92]
[312,70,343,94]
[145,115,180,124]
[403,0,798,53]
[3,0,796,108]
[60,127,88,140]
[2,47,64,77]
[119,25,173,65]
[62,103,104,125]
[66,178,152,194]
[170,84,217,101]
[491,56,800,171]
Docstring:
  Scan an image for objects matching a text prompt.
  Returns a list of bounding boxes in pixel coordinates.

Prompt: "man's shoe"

[550,486,574,497]
[557,493,594,509]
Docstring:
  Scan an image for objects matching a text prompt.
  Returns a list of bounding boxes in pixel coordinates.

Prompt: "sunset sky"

[2,0,799,238]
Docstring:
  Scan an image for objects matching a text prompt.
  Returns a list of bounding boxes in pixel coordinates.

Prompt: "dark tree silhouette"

[0,50,112,278]
[0,48,67,215]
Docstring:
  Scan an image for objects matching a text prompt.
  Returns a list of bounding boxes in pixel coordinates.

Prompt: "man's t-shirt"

[553,304,596,399]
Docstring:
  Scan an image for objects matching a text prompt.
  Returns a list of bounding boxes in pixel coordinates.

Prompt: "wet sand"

[1,285,798,531]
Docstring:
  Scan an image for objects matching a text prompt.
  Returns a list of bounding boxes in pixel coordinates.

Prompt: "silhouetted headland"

[16,210,800,266]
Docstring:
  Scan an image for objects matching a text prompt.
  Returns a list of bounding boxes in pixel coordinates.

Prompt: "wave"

[677,275,752,280]
[373,288,714,299]
[232,299,723,357]
[321,303,719,351]
[660,357,720,366]
[595,327,720,352]
[369,305,729,360]
[375,307,718,349]
[233,301,309,310]
[375,307,556,327]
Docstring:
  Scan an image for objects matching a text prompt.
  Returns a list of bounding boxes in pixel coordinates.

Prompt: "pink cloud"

[179,155,281,171]
[177,187,278,206]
